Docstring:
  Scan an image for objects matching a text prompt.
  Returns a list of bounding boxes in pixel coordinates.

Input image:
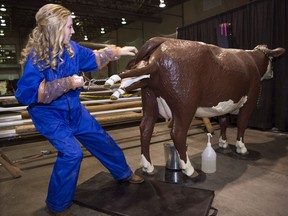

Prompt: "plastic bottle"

[201,133,216,173]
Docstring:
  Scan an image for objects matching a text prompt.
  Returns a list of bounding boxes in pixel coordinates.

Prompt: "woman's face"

[64,15,74,44]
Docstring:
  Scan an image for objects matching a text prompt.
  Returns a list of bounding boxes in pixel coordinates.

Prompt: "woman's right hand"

[71,75,84,89]
[119,46,138,56]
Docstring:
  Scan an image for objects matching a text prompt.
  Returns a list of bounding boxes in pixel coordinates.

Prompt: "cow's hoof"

[236,150,249,155]
[110,88,125,100]
[142,168,157,176]
[110,95,119,100]
[104,75,121,88]
[187,170,199,179]
[236,147,248,154]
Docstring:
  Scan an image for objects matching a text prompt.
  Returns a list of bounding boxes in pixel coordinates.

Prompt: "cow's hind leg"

[139,88,158,174]
[171,111,198,177]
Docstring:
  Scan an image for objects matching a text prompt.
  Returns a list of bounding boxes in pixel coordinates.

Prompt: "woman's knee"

[58,148,83,161]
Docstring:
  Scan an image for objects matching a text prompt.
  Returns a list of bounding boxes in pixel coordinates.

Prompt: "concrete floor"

[1,121,288,216]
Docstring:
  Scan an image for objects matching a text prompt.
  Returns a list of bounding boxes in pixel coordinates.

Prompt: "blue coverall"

[15,41,133,212]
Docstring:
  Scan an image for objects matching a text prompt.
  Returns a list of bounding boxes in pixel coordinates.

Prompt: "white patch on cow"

[156,96,247,119]
[261,57,273,80]
[219,136,247,154]
[157,97,172,120]
[140,154,155,173]
[178,152,195,176]
[195,96,248,118]
[235,138,247,154]
[219,136,228,148]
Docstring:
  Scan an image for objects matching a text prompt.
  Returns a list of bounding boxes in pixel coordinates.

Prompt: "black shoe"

[128,174,144,184]
[45,206,75,216]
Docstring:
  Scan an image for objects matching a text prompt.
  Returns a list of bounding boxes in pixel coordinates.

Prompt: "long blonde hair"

[20,4,74,71]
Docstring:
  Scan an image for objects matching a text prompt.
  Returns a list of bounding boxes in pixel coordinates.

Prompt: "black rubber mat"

[215,144,261,161]
[135,166,207,184]
[74,170,215,216]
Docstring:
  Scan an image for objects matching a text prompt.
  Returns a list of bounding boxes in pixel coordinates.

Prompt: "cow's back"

[149,39,260,108]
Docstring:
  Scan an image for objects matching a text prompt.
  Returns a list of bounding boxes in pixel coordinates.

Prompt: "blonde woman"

[15,4,143,216]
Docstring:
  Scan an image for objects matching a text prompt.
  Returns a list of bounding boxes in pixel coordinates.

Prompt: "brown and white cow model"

[105,37,285,177]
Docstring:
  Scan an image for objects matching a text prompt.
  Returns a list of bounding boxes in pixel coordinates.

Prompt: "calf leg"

[104,63,156,87]
[110,79,149,100]
[139,88,159,174]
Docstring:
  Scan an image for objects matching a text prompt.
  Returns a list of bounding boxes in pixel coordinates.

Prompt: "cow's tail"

[135,37,169,63]
[119,61,158,79]
[104,37,167,88]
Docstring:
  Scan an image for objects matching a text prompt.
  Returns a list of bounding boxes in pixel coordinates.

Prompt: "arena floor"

[1,120,288,216]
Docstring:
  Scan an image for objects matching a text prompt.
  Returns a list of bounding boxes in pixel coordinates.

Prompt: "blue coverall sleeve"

[15,42,98,106]
[74,42,99,72]
[15,57,44,106]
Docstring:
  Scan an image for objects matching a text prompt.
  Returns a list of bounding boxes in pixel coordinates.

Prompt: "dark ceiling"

[1,0,189,42]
